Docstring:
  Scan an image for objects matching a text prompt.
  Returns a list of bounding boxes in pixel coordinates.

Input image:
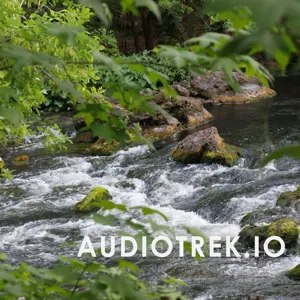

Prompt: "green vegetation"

[1,0,300,298]
[239,218,299,249]
[276,187,300,208]
[286,264,300,280]
[74,186,113,213]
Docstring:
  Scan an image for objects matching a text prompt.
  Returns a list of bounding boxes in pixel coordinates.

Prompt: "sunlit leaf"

[43,24,84,45]
[79,0,111,25]
[263,145,300,165]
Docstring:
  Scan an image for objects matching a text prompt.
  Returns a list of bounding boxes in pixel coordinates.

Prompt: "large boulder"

[239,218,299,249]
[190,71,231,98]
[171,127,242,166]
[74,187,112,213]
[190,71,276,104]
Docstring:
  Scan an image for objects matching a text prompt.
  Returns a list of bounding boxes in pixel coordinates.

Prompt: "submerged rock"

[74,187,112,213]
[239,218,299,249]
[171,127,242,166]
[276,187,300,211]
[12,155,29,166]
[286,264,300,280]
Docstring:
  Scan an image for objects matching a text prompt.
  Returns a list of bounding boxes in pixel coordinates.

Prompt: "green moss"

[171,146,191,162]
[202,143,241,167]
[276,187,300,207]
[172,142,242,167]
[74,187,112,213]
[267,218,299,249]
[239,218,299,249]
[239,225,269,247]
[89,140,120,156]
[286,264,300,280]
[144,125,177,143]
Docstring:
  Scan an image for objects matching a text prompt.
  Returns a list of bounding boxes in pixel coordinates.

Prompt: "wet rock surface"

[239,218,299,250]
[171,127,242,166]
[277,187,300,211]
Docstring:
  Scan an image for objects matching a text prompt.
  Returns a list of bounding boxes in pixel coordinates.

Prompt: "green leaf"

[79,0,111,26]
[0,87,18,103]
[97,200,128,212]
[0,254,7,261]
[117,259,141,274]
[186,32,233,48]
[135,0,161,22]
[205,0,291,31]
[54,79,84,102]
[262,145,300,165]
[91,214,116,225]
[132,206,168,221]
[0,45,64,71]
[0,106,22,125]
[212,58,241,91]
[184,226,207,240]
[94,51,122,75]
[43,24,84,45]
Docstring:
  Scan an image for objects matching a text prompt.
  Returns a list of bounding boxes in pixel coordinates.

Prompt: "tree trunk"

[140,8,155,50]
[129,14,141,53]
[145,12,154,50]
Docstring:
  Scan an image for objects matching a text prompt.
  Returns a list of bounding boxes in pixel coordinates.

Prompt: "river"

[1,76,300,299]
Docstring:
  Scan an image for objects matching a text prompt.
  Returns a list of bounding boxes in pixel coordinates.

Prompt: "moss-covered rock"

[276,187,300,208]
[144,123,178,143]
[239,218,299,249]
[267,218,299,248]
[88,139,121,156]
[286,264,300,280]
[74,187,112,213]
[171,127,242,166]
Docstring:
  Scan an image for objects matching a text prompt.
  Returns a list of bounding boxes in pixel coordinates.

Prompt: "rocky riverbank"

[33,71,276,159]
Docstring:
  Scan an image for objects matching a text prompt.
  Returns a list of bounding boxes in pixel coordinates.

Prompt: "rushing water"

[1,76,300,299]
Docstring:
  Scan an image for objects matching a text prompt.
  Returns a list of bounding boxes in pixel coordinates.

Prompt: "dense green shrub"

[96,50,191,89]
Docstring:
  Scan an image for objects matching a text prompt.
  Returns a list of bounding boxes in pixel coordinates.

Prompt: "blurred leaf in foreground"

[263,145,300,165]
